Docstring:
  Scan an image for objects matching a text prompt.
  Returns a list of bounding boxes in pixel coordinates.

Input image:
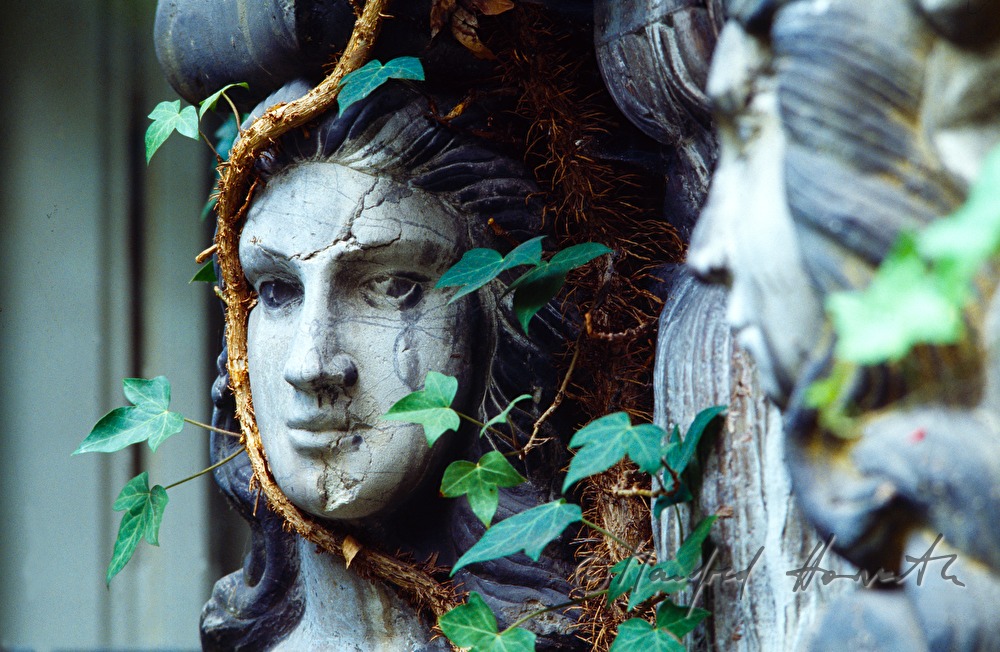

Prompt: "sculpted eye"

[365,274,425,310]
[258,279,301,309]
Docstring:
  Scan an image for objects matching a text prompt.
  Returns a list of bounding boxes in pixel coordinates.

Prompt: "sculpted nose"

[687,192,734,287]
[283,322,359,392]
[688,234,732,287]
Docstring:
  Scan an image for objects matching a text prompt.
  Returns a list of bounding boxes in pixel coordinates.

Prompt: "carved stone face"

[687,23,824,406]
[241,162,475,521]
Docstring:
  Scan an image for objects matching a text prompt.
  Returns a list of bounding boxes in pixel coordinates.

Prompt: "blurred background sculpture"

[689,0,1000,649]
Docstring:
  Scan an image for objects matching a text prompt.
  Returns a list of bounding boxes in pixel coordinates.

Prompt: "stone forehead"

[243,161,461,256]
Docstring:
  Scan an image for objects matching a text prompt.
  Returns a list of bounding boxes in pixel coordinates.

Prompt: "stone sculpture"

[688,0,1000,649]
[201,81,581,650]
[594,2,849,648]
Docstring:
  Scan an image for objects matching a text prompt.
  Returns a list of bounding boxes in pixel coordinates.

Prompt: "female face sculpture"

[241,162,476,521]
[687,20,824,405]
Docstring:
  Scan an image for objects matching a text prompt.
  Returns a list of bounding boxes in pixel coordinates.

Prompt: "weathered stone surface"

[594,0,723,238]
[688,1,1000,649]
[202,82,583,650]
[654,269,849,651]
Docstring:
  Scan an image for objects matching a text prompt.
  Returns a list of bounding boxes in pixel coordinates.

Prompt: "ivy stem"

[455,411,510,441]
[222,93,241,130]
[503,589,609,632]
[581,517,639,556]
[199,131,222,161]
[164,447,245,490]
[183,417,242,439]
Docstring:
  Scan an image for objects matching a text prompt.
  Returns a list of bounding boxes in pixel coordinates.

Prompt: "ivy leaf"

[609,618,685,652]
[563,412,666,492]
[190,261,217,284]
[651,483,693,519]
[338,57,425,116]
[628,516,716,608]
[656,600,710,639]
[627,560,687,609]
[608,556,646,601]
[214,113,242,163]
[665,405,726,475]
[452,500,582,574]
[198,82,248,120]
[199,195,218,222]
[480,394,533,437]
[507,242,612,334]
[106,472,169,585]
[674,515,717,576]
[511,267,566,334]
[918,146,1000,278]
[436,237,545,302]
[382,371,459,446]
[145,100,199,163]
[439,593,537,652]
[652,407,726,519]
[547,242,613,273]
[74,376,185,454]
[442,451,526,527]
[827,235,963,365]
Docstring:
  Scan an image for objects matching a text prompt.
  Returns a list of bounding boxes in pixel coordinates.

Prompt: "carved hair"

[763,0,1000,293]
[201,81,580,650]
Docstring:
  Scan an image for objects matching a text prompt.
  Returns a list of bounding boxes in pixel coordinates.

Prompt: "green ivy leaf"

[200,195,218,222]
[608,556,645,601]
[547,242,614,273]
[145,100,199,164]
[674,515,717,576]
[656,600,710,639]
[436,237,545,302]
[506,243,612,334]
[665,405,726,474]
[439,593,537,652]
[651,483,693,519]
[657,406,726,506]
[626,559,688,609]
[198,82,249,120]
[628,516,716,608]
[918,146,1000,278]
[214,114,242,163]
[106,472,169,585]
[190,261,217,284]
[477,628,537,652]
[338,56,425,116]
[75,376,185,454]
[609,618,685,652]
[382,371,459,445]
[512,267,566,335]
[442,451,527,527]
[827,235,963,364]
[452,500,582,574]
[480,394,533,437]
[563,412,666,492]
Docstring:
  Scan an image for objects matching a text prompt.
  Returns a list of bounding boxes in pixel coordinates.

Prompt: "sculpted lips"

[286,391,351,433]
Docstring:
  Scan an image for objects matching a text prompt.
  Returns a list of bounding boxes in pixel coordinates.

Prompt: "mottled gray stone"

[688,1,1000,649]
